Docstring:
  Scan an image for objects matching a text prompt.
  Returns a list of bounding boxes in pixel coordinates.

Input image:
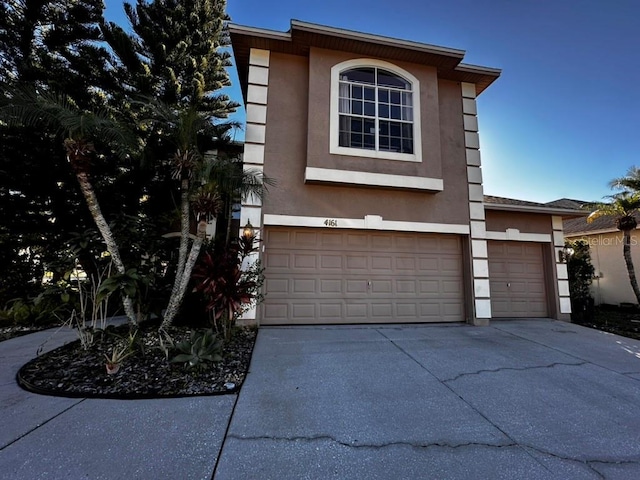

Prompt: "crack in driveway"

[226,433,517,451]
[226,432,640,477]
[441,361,587,384]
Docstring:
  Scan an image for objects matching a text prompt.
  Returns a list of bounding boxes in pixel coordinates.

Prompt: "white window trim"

[330,59,422,163]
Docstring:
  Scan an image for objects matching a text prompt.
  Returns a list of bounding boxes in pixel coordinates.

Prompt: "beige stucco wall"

[485,210,553,235]
[261,51,469,225]
[568,231,640,306]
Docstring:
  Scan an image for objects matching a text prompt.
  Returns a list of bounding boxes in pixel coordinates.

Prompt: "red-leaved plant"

[191,234,260,340]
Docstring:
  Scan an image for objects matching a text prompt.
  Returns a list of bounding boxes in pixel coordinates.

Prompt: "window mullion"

[374,84,379,152]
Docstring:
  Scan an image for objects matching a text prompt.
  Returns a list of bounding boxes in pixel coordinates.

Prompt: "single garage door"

[488,241,548,318]
[261,227,465,325]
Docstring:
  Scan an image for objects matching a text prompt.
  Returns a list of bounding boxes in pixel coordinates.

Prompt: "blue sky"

[104,0,640,204]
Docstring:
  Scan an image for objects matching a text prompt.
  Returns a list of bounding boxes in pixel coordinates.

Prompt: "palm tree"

[0,89,140,324]
[588,191,640,304]
[610,166,640,192]
[141,102,271,331]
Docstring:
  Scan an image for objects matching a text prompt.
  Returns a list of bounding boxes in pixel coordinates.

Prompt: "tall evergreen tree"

[0,0,114,303]
[102,0,266,330]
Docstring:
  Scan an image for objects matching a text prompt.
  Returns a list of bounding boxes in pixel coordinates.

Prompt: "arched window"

[330,59,421,162]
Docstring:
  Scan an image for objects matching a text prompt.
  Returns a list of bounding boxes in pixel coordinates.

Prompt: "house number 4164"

[324,219,338,227]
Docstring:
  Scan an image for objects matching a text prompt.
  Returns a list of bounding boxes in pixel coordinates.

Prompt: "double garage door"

[260,228,550,324]
[261,227,465,325]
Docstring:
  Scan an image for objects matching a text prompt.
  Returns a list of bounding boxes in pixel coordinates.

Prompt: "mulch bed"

[17,321,256,399]
[573,306,640,341]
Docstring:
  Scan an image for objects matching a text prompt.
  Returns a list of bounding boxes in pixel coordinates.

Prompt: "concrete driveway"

[214,320,640,479]
[2,319,640,479]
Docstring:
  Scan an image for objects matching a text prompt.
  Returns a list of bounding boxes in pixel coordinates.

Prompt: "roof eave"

[289,19,466,59]
[564,228,620,237]
[484,203,589,217]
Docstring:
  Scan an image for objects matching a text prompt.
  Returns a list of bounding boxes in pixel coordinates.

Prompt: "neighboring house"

[230,19,584,326]
[564,212,640,306]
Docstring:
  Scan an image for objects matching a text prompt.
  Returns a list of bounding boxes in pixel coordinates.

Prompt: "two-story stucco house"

[230,20,582,326]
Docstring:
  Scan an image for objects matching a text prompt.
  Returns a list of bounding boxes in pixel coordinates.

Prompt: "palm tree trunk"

[160,219,206,330]
[169,178,190,295]
[75,172,137,325]
[622,229,640,305]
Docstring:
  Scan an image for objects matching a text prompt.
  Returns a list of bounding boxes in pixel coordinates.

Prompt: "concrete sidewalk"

[2,320,640,479]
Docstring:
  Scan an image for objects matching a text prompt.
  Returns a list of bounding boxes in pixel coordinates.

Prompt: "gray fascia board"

[456,63,502,76]
[484,203,588,216]
[228,23,292,41]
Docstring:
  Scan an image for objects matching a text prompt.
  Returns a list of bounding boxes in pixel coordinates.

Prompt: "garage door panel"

[346,280,368,293]
[319,303,341,318]
[262,228,464,324]
[396,303,418,317]
[371,235,393,249]
[265,278,289,293]
[347,233,368,247]
[371,280,392,293]
[292,304,315,319]
[320,255,343,269]
[371,256,393,271]
[320,279,342,293]
[294,254,316,269]
[442,280,463,294]
[397,280,417,294]
[488,241,548,318]
[371,304,393,318]
[292,279,315,293]
[441,257,462,272]
[419,280,440,294]
[418,258,439,273]
[346,303,368,318]
[265,253,290,268]
[346,255,368,270]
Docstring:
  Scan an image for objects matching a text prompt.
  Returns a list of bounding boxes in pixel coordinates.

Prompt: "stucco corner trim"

[304,167,443,192]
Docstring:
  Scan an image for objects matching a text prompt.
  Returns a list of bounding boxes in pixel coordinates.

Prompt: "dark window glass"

[338,67,414,155]
[363,134,375,149]
[342,68,375,84]
[364,118,376,134]
[364,102,375,116]
[377,69,409,89]
[363,87,375,101]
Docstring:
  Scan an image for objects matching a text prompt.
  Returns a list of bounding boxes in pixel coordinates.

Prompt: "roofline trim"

[564,228,622,237]
[228,23,292,41]
[484,203,589,216]
[456,63,502,76]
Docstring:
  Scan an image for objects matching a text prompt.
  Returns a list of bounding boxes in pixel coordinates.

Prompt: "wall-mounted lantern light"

[242,220,255,240]
[559,245,574,263]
